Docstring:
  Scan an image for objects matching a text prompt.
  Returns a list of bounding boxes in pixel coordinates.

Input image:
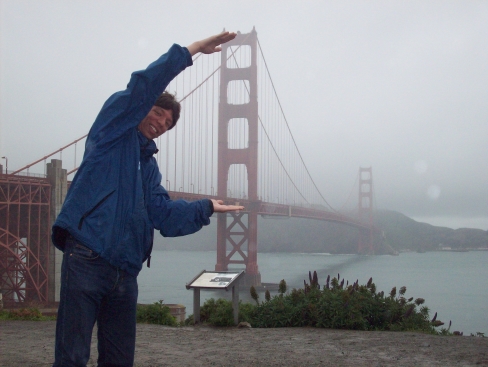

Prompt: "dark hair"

[154,91,181,130]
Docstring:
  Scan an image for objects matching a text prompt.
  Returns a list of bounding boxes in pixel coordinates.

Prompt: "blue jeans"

[53,235,138,367]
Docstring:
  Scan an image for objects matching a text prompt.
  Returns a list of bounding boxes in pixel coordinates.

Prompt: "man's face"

[138,106,173,140]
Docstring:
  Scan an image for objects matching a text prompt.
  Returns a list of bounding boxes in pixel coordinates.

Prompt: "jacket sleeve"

[143,156,214,237]
[85,44,193,154]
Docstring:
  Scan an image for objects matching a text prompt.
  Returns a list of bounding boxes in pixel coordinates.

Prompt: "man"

[52,31,242,367]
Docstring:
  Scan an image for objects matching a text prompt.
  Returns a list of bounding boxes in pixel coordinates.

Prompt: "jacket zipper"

[78,190,116,230]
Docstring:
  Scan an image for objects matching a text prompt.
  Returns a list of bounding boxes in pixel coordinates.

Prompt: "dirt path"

[1,320,487,366]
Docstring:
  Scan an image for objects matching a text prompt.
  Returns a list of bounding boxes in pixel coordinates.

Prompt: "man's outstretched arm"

[187,31,237,56]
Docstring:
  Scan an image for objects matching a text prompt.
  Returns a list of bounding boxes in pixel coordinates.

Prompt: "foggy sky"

[1,1,487,229]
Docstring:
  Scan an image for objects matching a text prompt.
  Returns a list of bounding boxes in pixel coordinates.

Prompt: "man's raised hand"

[187,31,237,56]
[211,199,244,213]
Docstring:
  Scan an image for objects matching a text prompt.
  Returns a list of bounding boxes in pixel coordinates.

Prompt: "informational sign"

[186,270,245,324]
[187,271,242,289]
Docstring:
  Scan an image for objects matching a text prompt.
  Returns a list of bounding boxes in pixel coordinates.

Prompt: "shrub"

[136,300,177,326]
[184,298,256,326]
[195,272,454,335]
[199,298,235,327]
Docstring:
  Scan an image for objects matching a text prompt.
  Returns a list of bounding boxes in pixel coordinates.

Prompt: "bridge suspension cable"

[340,169,360,213]
[158,34,252,197]
[256,38,336,211]
[226,46,309,205]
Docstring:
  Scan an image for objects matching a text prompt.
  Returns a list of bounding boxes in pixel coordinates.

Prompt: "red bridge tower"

[358,167,374,254]
[215,28,261,287]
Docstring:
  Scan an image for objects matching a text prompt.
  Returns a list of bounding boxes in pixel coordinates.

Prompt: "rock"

[237,322,252,328]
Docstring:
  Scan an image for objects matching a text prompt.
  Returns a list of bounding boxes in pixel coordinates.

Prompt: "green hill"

[154,209,488,254]
[374,210,488,252]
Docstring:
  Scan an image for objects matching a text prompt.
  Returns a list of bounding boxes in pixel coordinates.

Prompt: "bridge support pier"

[46,159,67,303]
[215,207,261,288]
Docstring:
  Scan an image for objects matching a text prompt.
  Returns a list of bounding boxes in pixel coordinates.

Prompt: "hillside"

[374,210,488,252]
[154,209,488,254]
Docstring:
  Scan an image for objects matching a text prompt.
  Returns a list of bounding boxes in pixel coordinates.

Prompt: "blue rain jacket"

[52,44,213,276]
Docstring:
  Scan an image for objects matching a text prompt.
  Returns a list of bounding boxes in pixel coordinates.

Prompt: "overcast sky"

[1,0,487,230]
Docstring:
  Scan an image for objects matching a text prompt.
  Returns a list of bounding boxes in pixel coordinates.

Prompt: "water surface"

[138,250,488,335]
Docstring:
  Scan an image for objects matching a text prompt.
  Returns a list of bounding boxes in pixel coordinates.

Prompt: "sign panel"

[186,270,244,290]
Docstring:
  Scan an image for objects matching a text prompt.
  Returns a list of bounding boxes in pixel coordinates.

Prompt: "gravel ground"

[1,320,488,366]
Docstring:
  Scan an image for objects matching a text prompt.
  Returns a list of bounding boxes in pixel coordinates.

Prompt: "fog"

[1,1,487,229]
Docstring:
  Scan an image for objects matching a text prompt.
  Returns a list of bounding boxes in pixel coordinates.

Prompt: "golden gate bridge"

[0,28,380,306]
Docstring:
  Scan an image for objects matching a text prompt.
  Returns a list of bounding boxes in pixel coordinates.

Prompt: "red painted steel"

[358,167,374,254]
[216,29,261,285]
[0,175,51,305]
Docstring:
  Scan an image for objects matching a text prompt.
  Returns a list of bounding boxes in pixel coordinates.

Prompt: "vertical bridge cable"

[256,38,337,211]
[12,35,337,212]
[229,46,311,206]
[340,169,360,214]
[160,39,250,197]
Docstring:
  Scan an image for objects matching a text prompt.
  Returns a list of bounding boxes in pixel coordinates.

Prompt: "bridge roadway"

[168,191,378,232]
[0,174,374,231]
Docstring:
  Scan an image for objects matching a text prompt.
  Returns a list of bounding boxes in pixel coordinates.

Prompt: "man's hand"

[187,31,237,56]
[211,199,244,213]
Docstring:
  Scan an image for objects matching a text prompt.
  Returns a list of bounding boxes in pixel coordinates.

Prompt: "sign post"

[186,270,245,325]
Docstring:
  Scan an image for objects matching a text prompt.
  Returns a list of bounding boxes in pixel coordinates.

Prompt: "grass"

[0,307,56,321]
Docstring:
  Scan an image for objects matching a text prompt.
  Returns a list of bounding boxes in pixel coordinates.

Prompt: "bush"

[199,298,235,327]
[184,298,256,326]
[242,273,450,334]
[136,300,177,326]
[193,272,454,335]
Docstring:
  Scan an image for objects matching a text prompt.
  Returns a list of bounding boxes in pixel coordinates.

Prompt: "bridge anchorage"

[0,28,380,305]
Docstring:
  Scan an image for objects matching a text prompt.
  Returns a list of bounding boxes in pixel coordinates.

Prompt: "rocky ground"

[1,320,487,366]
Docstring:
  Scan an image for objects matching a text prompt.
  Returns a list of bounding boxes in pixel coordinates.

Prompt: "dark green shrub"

[136,300,177,326]
[238,301,255,323]
[188,272,454,335]
[238,272,450,334]
[199,298,234,327]
[183,314,195,325]
[185,298,255,326]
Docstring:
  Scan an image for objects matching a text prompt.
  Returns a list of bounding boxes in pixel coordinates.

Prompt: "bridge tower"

[215,28,261,287]
[358,167,374,254]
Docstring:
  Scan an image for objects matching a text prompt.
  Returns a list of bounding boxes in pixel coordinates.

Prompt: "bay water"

[138,250,488,335]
